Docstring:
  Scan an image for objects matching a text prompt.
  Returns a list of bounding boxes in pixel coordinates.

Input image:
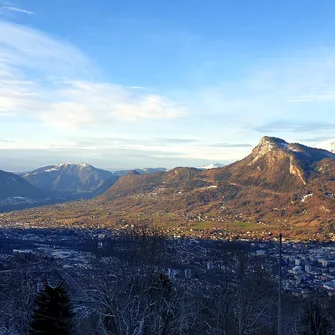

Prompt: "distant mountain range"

[100,136,335,229]
[0,164,169,210]
[1,137,335,225]
[103,136,335,197]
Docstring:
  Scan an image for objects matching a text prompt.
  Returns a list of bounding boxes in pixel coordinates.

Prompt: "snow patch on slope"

[198,163,225,170]
[301,193,313,202]
[315,139,335,153]
[42,163,91,173]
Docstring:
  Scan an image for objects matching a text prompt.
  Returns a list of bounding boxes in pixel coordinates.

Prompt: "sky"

[1,0,335,171]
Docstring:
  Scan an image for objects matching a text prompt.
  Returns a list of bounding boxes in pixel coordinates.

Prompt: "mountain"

[20,163,115,195]
[0,169,45,200]
[315,139,335,153]
[100,136,335,229]
[3,136,335,238]
[211,136,335,191]
[197,163,225,170]
[103,167,205,200]
[104,137,335,197]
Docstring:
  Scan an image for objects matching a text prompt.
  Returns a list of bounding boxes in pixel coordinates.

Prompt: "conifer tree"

[29,281,74,335]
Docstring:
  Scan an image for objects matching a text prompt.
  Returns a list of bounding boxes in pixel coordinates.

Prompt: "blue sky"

[1,0,335,171]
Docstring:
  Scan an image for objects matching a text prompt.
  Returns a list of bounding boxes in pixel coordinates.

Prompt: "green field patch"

[192,221,216,230]
[222,221,277,231]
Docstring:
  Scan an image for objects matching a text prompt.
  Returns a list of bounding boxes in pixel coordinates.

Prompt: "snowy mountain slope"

[197,163,225,170]
[315,139,335,153]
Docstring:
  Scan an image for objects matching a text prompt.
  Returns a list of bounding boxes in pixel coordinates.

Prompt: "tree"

[29,281,74,335]
[302,298,333,335]
[0,257,42,334]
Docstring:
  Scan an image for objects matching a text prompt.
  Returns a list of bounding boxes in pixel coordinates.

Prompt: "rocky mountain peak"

[253,136,289,155]
[250,136,291,166]
[243,136,335,187]
[58,162,91,169]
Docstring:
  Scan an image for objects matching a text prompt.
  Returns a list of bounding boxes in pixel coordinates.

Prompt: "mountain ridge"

[98,136,335,230]
[1,136,335,236]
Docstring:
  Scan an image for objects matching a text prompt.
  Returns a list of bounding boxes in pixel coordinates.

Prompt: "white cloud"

[0,21,93,77]
[116,141,249,162]
[0,21,188,128]
[0,79,188,128]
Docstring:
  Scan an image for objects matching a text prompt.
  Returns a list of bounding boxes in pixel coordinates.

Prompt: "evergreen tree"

[29,281,74,335]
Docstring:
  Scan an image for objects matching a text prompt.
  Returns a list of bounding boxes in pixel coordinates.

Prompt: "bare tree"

[301,297,334,335]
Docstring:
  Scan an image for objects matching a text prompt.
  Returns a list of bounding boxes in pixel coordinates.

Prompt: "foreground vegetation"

[1,229,335,334]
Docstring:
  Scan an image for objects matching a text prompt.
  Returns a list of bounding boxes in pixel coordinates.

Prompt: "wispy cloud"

[0,139,15,143]
[210,143,253,148]
[254,120,335,133]
[68,137,198,147]
[0,135,249,169]
[0,21,188,129]
[71,136,250,162]
[158,138,198,144]
[0,21,92,77]
[298,136,333,143]
[191,51,335,135]
[4,6,35,15]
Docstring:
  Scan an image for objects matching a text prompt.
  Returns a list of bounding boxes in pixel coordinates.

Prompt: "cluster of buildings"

[1,224,335,298]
